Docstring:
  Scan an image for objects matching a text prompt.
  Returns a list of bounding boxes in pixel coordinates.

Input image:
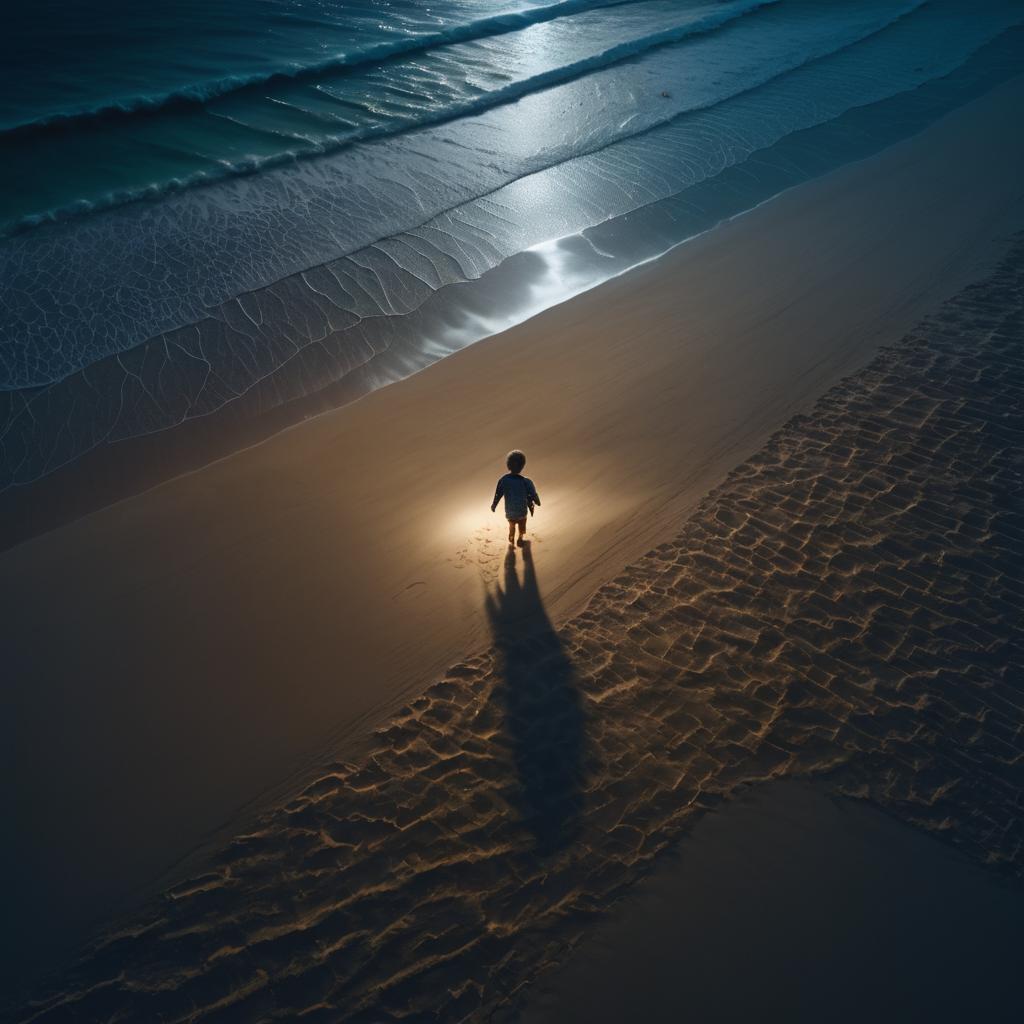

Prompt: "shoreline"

[4,26,1023,552]
[3,73,1024,997]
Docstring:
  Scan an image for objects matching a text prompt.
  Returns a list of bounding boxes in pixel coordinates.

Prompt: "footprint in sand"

[451,526,543,582]
[450,524,503,582]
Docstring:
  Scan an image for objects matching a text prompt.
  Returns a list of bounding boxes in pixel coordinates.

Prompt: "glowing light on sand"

[443,487,591,559]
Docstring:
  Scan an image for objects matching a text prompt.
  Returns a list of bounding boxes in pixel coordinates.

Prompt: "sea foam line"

[0,0,656,135]
[0,0,777,238]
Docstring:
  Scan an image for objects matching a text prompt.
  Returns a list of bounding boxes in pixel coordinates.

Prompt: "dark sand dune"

[8,243,1023,1022]
[520,782,1024,1024]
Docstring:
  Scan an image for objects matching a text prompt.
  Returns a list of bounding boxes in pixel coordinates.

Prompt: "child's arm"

[528,480,541,508]
[490,478,504,512]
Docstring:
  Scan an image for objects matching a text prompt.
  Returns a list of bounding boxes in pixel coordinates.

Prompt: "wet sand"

[3,75,1024,1007]
[8,226,1023,1022]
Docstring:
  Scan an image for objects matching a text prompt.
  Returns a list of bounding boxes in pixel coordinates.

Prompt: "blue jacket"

[492,473,540,520]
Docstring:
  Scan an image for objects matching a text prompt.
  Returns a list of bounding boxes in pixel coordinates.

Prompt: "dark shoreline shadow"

[484,542,586,854]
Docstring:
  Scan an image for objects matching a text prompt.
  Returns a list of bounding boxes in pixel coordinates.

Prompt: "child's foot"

[516,535,525,548]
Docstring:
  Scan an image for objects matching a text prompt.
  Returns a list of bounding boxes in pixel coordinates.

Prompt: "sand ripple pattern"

[11,245,1024,1023]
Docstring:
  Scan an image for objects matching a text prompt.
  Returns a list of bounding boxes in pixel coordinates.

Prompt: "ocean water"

[1,0,1023,517]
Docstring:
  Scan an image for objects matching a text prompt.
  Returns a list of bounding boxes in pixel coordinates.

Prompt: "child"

[490,449,541,546]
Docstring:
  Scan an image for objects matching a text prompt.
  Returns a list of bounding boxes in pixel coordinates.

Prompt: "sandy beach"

[9,221,1024,1021]
[3,71,1024,1017]
[519,782,1024,1023]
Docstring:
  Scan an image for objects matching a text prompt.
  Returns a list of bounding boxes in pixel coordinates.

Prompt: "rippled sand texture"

[13,244,1024,1023]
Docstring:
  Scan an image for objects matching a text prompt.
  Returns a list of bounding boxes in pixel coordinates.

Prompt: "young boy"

[490,449,541,546]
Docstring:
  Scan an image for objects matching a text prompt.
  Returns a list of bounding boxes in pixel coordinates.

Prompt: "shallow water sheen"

[0,0,775,233]
[1,0,1022,510]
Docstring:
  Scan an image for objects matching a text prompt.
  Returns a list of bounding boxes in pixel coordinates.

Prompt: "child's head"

[506,449,526,474]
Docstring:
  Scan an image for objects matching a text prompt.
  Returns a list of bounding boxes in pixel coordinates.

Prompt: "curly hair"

[505,449,526,473]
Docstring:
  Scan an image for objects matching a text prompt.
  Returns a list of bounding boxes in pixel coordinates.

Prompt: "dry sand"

[3,74,1024,998]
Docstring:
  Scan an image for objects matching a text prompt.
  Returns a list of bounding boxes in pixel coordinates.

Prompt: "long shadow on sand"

[484,542,586,855]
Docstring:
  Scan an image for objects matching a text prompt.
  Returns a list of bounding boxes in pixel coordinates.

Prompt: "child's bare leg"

[516,519,527,546]
[507,520,515,544]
